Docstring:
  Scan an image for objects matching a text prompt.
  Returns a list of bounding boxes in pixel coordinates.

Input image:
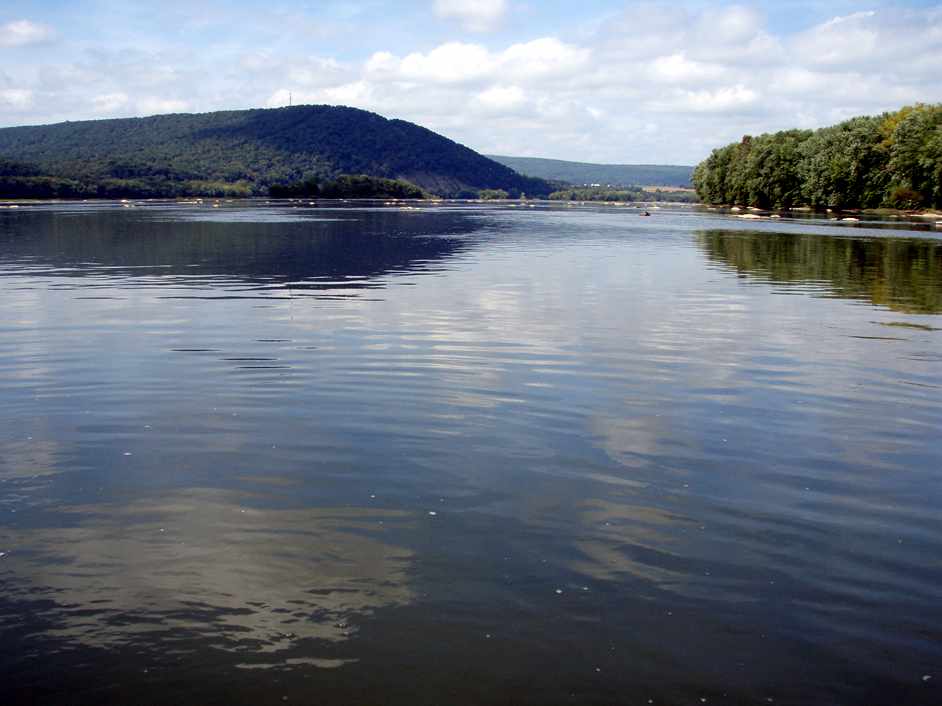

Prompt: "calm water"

[1,202,941,706]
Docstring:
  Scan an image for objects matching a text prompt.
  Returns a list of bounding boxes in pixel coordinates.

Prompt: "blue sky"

[2,1,941,163]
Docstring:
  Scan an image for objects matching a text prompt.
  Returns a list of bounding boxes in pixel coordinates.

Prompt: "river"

[1,201,940,705]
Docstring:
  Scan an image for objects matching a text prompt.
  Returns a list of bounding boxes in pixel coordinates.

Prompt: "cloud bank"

[0,2,941,164]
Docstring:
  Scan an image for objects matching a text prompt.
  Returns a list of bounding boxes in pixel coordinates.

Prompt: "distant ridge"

[0,105,552,198]
[487,155,693,188]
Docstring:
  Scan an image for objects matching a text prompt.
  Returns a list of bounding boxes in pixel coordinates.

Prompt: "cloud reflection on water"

[3,488,414,659]
[1,205,941,704]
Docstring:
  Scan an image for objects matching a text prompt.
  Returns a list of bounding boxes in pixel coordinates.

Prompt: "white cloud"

[318,80,375,106]
[0,19,53,48]
[433,0,508,32]
[707,5,762,43]
[0,88,33,110]
[92,92,129,114]
[368,43,494,83]
[266,81,377,111]
[790,7,942,73]
[772,67,830,96]
[287,59,345,87]
[239,52,274,71]
[137,97,189,115]
[678,85,759,113]
[2,3,942,164]
[474,85,527,114]
[822,10,877,27]
[792,11,880,67]
[651,53,722,83]
[366,38,588,85]
[264,88,293,108]
[501,38,590,80]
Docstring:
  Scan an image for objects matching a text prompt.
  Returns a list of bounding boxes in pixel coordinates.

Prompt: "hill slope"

[0,105,551,198]
[487,155,693,188]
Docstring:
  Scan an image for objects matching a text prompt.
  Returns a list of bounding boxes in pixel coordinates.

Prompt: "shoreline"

[0,196,694,206]
[2,198,940,227]
[703,204,942,221]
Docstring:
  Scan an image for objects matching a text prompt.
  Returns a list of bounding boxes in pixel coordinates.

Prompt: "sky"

[1,0,941,164]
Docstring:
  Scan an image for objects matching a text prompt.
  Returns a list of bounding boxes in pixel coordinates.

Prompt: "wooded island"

[693,104,942,211]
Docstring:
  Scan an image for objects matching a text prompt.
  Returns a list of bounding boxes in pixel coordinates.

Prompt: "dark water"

[2,201,941,706]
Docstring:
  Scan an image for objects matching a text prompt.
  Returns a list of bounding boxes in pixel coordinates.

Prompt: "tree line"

[693,104,942,210]
[269,174,426,199]
[548,186,698,203]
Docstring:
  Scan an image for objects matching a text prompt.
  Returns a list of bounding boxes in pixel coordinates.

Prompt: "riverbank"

[703,204,942,226]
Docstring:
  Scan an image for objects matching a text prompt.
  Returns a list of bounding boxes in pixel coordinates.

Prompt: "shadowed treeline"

[697,230,942,314]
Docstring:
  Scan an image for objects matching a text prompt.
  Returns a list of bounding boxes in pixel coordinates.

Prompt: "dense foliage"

[488,155,694,188]
[548,186,698,203]
[0,176,252,199]
[0,105,552,199]
[693,104,942,210]
[269,175,427,199]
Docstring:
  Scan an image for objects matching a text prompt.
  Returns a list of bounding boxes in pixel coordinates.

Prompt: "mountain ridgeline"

[693,104,942,211]
[0,105,552,199]
[488,155,694,188]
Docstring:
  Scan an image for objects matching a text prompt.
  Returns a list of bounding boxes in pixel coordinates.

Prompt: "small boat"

[641,210,651,217]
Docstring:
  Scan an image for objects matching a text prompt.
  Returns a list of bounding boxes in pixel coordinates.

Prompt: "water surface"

[1,202,941,705]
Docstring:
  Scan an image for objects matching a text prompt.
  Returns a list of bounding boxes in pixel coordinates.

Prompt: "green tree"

[799,116,888,210]
[888,104,942,207]
[692,103,941,211]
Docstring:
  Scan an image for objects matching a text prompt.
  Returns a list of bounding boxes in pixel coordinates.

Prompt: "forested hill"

[0,105,551,198]
[693,103,942,210]
[487,155,694,188]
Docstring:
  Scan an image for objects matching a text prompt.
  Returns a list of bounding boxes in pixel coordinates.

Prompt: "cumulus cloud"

[92,92,129,114]
[316,81,375,106]
[0,88,34,110]
[137,97,189,115]
[789,7,942,75]
[0,19,53,48]
[501,38,590,80]
[433,0,508,32]
[706,5,762,43]
[367,43,495,83]
[650,53,723,83]
[792,11,881,68]
[671,85,759,113]
[473,85,527,114]
[365,38,589,85]
[1,3,942,164]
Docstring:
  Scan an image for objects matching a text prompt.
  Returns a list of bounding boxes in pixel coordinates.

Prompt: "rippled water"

[1,201,941,706]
